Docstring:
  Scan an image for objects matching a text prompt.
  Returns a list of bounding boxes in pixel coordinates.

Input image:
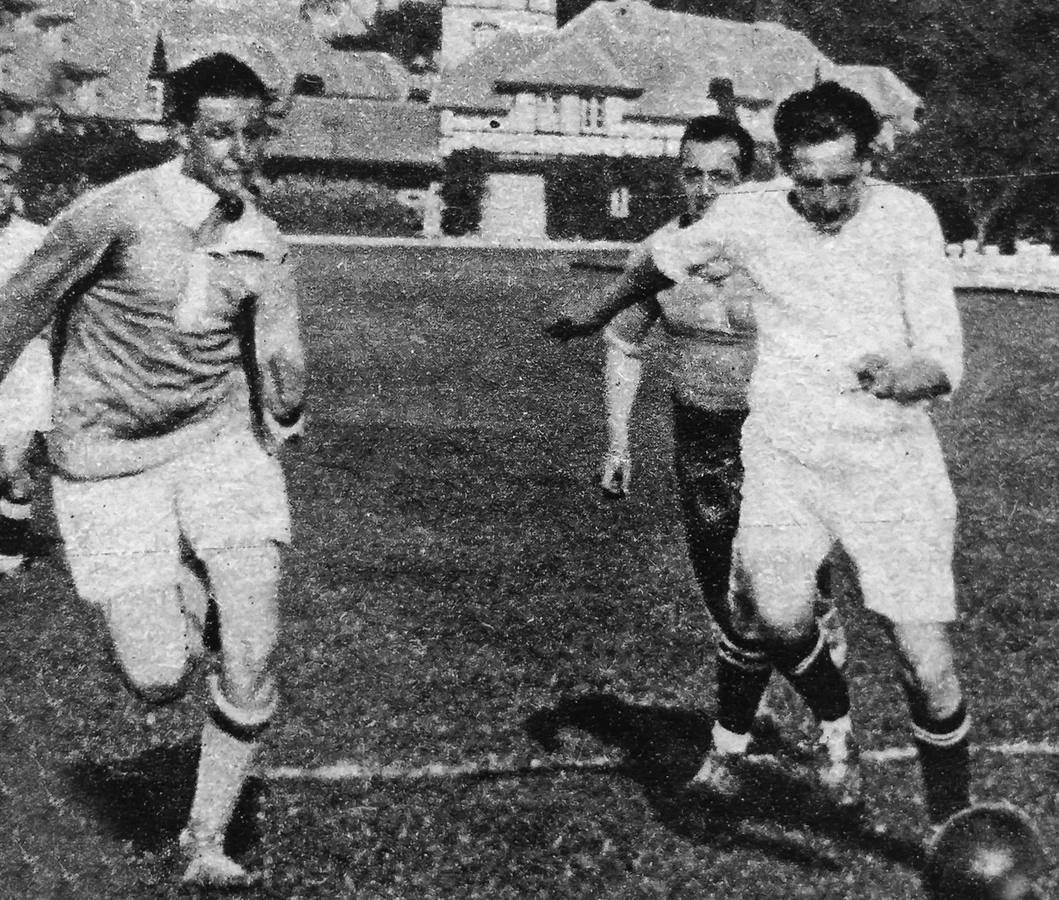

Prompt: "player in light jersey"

[556,117,845,782]
[0,54,305,888]
[648,82,971,826]
[0,147,49,574]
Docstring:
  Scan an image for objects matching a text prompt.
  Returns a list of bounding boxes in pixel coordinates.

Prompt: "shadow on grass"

[525,693,925,874]
[64,740,264,857]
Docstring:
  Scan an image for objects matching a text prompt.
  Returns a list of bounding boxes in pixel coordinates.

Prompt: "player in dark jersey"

[553,117,844,787]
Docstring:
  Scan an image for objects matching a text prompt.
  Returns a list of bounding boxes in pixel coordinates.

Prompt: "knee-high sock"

[715,634,772,737]
[186,674,277,851]
[0,494,31,561]
[909,698,972,823]
[772,626,850,723]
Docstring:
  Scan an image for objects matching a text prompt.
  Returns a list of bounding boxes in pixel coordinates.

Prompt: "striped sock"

[911,701,972,823]
[773,627,851,723]
[715,635,772,737]
[0,496,31,561]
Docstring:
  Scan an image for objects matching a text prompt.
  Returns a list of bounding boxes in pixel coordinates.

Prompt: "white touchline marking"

[264,741,1059,783]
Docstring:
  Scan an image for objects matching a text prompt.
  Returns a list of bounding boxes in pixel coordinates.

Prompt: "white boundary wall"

[948,240,1059,293]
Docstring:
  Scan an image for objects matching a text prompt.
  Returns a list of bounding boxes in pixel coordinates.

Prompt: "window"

[580,95,605,134]
[535,93,560,133]
[145,79,164,119]
[609,186,630,219]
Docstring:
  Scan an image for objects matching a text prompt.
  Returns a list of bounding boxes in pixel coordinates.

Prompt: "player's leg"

[177,428,290,886]
[841,437,969,825]
[887,621,970,825]
[672,403,773,753]
[0,430,38,574]
[737,444,859,802]
[182,543,280,888]
[0,337,53,574]
[51,471,190,701]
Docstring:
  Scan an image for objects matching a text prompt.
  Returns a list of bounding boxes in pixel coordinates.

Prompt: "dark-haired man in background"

[0,53,305,887]
[596,116,844,785]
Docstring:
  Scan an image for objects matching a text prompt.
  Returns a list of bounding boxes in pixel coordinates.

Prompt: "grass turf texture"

[1,246,1056,898]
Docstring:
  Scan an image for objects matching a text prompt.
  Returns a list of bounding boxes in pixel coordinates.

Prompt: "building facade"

[432,0,922,241]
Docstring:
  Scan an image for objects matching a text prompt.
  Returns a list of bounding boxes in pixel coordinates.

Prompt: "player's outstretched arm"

[0,200,115,382]
[600,305,655,497]
[545,251,672,341]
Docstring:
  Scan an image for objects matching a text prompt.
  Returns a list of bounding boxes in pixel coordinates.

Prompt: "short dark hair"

[774,81,880,168]
[165,53,270,127]
[680,115,756,178]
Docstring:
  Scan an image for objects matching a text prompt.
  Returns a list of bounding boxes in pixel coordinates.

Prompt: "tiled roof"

[10,0,407,118]
[498,31,638,95]
[267,97,440,166]
[433,0,916,136]
[432,30,554,113]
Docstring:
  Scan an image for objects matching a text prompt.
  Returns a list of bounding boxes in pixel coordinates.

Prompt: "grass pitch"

[1,247,1056,898]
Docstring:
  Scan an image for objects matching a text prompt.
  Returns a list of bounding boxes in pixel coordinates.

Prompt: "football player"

[643,82,972,825]
[0,54,305,888]
[0,147,49,575]
[554,116,845,778]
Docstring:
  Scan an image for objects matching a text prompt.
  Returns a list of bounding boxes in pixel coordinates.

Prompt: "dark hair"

[165,53,270,127]
[680,115,756,178]
[774,81,880,168]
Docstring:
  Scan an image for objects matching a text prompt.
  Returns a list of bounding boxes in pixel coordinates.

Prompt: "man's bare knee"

[104,587,190,703]
[889,621,963,717]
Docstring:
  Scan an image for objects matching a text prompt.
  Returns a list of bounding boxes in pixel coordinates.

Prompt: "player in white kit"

[649,82,971,826]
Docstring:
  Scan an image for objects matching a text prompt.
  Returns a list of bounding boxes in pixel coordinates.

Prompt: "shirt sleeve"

[0,189,117,382]
[897,194,964,394]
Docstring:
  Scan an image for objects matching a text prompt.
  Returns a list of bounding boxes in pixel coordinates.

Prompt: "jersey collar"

[153,157,221,230]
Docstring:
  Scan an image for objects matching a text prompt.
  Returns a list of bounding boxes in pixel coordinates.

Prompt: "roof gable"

[433,30,553,112]
[498,33,638,95]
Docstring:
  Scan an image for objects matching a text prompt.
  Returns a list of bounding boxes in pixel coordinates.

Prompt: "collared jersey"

[0,215,47,284]
[650,179,962,463]
[606,217,758,411]
[0,159,305,479]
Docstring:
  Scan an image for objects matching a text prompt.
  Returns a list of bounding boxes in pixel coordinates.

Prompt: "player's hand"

[600,448,631,497]
[854,354,949,403]
[853,353,893,395]
[544,315,602,341]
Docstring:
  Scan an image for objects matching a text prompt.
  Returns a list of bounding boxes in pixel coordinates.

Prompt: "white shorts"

[0,337,52,447]
[52,427,290,607]
[735,424,958,623]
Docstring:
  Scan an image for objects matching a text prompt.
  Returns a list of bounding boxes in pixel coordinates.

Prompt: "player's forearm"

[254,263,307,423]
[603,337,643,452]
[0,223,109,380]
[595,255,672,332]
[547,254,672,340]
